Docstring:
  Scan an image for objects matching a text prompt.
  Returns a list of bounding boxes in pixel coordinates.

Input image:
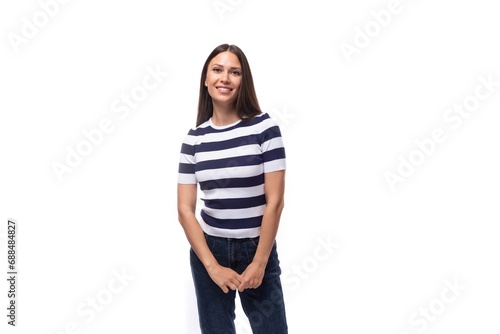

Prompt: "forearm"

[178,211,218,270]
[252,202,284,267]
[179,210,244,293]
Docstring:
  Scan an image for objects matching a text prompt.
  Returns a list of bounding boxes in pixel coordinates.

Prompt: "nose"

[220,71,230,83]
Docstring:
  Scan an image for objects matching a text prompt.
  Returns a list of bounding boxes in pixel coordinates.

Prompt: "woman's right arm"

[177,183,242,293]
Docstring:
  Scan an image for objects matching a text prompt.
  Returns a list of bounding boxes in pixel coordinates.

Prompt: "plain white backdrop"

[1,0,499,333]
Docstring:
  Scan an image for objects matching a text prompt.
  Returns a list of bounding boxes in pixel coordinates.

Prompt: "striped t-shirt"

[178,112,286,238]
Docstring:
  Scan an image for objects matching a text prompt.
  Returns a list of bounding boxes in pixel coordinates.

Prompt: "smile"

[216,87,233,93]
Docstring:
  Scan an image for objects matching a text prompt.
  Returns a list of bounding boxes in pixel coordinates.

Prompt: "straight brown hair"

[196,44,262,127]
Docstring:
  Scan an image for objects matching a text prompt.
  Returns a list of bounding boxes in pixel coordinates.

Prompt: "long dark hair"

[196,44,262,127]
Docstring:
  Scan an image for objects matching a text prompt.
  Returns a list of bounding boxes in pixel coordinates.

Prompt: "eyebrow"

[212,63,241,70]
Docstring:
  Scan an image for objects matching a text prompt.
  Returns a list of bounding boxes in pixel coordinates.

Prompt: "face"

[204,51,242,107]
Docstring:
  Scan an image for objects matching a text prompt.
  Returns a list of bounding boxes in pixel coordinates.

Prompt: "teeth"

[217,87,231,92]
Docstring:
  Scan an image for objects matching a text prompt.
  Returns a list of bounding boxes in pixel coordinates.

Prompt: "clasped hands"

[206,262,265,293]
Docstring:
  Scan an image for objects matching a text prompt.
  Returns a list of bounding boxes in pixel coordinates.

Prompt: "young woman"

[177,44,288,334]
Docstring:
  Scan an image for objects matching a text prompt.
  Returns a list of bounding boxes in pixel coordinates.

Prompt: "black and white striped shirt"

[178,113,286,238]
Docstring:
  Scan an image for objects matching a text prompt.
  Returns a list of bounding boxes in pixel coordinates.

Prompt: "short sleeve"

[259,117,286,173]
[178,132,197,184]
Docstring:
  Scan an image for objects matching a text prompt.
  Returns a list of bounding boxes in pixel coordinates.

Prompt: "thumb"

[238,273,249,292]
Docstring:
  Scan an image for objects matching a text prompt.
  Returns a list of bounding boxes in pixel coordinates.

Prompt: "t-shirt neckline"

[208,117,242,129]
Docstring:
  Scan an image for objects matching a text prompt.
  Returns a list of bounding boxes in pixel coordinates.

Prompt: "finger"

[232,278,241,288]
[247,280,261,290]
[235,273,244,283]
[241,276,253,291]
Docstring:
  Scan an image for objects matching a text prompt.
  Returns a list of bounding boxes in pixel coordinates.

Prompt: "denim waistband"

[203,232,259,243]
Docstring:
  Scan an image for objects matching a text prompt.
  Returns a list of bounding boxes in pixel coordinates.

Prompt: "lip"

[216,86,233,94]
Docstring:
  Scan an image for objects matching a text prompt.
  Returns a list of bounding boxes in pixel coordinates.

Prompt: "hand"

[238,262,266,292]
[206,264,243,293]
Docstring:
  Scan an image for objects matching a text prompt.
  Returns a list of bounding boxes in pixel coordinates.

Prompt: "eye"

[231,70,241,76]
[213,67,222,73]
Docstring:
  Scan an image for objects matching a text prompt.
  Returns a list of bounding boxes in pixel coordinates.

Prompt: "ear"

[204,79,207,87]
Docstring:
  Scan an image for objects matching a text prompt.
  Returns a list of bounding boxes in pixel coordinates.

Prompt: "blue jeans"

[190,233,288,334]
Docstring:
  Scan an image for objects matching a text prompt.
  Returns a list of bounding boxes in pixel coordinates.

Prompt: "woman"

[177,43,288,334]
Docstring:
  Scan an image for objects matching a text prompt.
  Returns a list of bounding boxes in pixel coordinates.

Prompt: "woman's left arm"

[238,169,285,292]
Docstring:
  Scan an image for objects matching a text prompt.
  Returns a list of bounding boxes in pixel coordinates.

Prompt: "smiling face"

[204,51,242,109]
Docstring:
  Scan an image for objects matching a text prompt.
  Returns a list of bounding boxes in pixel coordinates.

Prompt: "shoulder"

[179,120,208,148]
[252,113,283,136]
[184,119,211,137]
[242,112,280,130]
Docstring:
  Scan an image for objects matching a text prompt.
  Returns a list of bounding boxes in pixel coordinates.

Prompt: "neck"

[211,104,239,126]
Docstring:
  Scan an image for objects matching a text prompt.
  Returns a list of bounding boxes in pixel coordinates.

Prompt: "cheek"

[233,79,242,92]
[207,86,216,98]
[205,74,212,85]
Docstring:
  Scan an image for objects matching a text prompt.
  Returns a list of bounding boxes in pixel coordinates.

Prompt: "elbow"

[268,198,285,216]
[278,199,285,214]
[177,206,194,225]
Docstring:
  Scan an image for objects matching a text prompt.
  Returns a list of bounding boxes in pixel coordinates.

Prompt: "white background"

[1,0,499,333]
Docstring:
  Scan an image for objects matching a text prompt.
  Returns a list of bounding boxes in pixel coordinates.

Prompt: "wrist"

[203,259,219,271]
[252,255,269,269]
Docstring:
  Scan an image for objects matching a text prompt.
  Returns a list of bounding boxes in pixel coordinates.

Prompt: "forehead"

[209,51,241,67]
